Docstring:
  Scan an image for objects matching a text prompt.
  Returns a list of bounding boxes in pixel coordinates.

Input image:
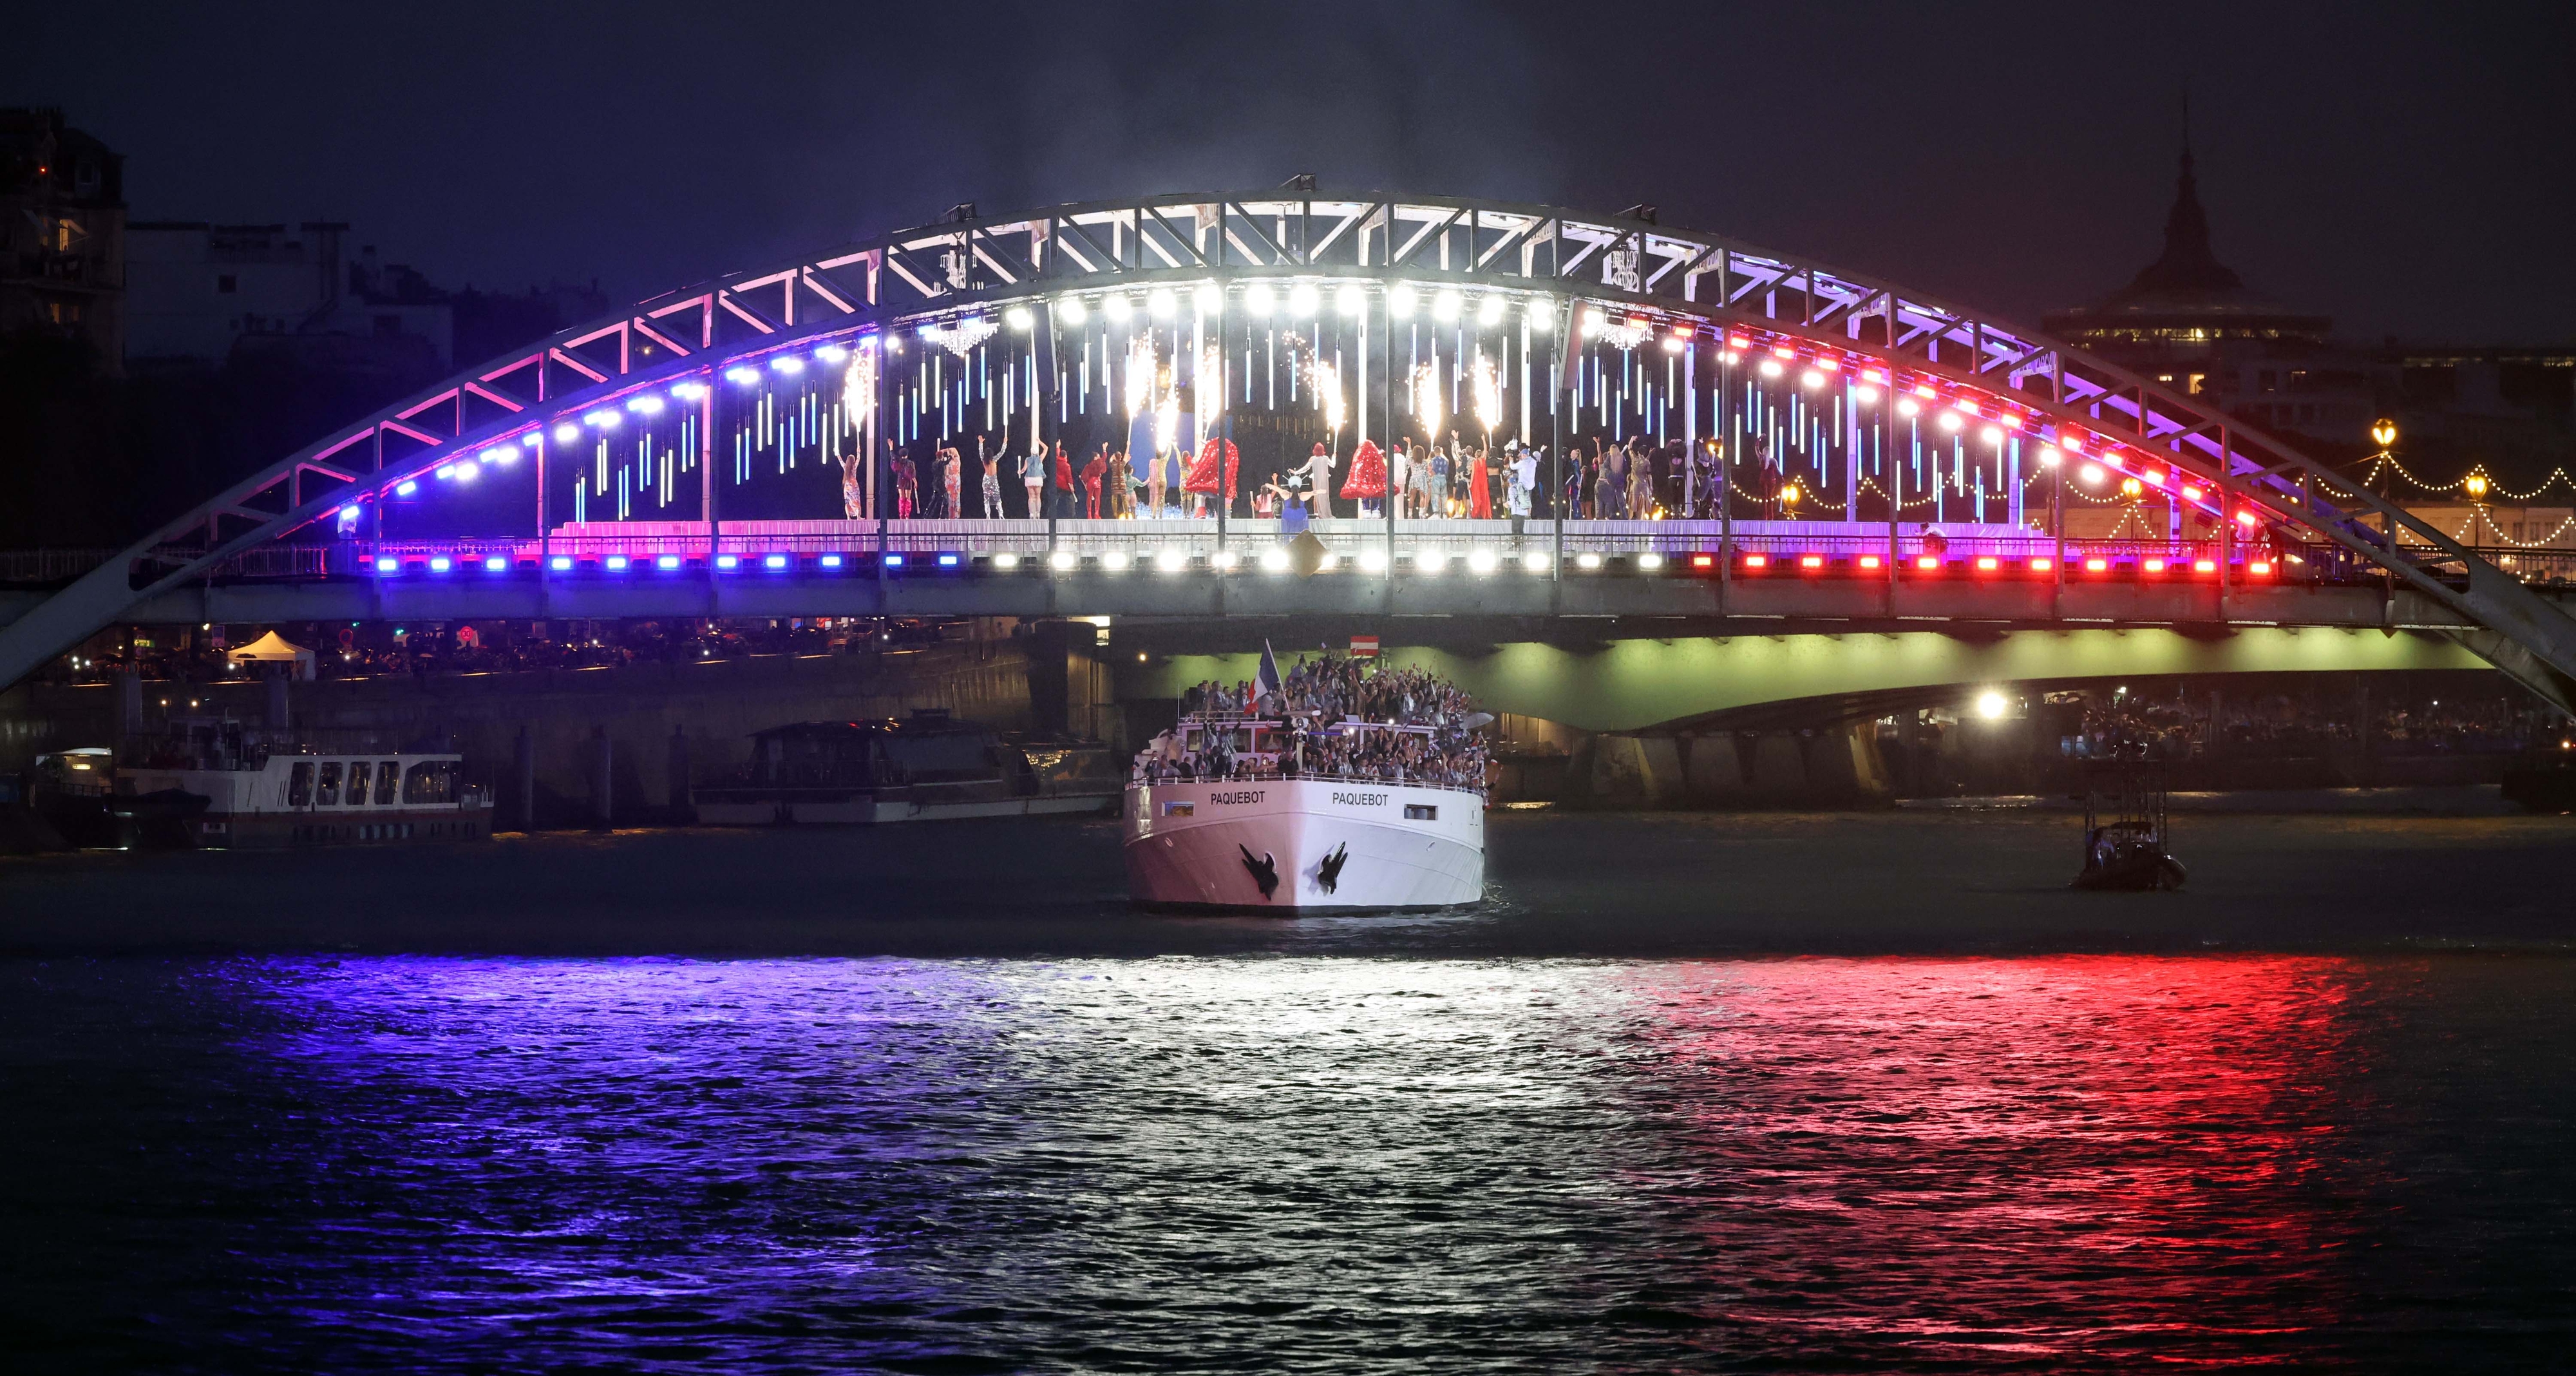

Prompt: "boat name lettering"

[1332,792,1389,807]
[1209,790,1265,805]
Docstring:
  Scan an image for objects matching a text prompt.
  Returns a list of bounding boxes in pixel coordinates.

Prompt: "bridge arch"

[4,189,2571,700]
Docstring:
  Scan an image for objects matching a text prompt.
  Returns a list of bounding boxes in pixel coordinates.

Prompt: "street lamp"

[2370,419,2398,450]
[2466,473,2490,499]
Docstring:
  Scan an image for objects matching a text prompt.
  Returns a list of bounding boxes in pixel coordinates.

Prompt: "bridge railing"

[0,548,118,584]
[30,522,2573,590]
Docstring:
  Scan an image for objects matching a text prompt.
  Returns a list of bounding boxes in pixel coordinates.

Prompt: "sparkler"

[1123,335,1155,418]
[1311,358,1345,437]
[1197,344,1224,426]
[1471,352,1501,441]
[841,344,876,425]
[1411,361,1442,436]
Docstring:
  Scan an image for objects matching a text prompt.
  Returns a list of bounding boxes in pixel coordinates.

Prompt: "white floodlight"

[1244,283,1276,316]
[1388,284,1419,319]
[1289,283,1320,316]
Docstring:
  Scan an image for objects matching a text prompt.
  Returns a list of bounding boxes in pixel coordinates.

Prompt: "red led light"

[2249,560,2272,576]
[2085,558,2108,572]
[1859,554,1882,569]
[1799,554,1824,569]
[1743,554,1768,569]
[2031,557,2052,571]
[1975,556,1999,571]
[1690,553,1714,569]
[1916,555,1940,570]
[2194,559,2217,573]
[2145,559,2166,573]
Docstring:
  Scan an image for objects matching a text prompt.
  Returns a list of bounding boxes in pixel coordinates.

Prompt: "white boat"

[1123,717,1485,912]
[110,717,488,848]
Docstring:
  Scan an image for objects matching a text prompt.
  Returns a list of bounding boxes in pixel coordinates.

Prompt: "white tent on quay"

[226,631,316,681]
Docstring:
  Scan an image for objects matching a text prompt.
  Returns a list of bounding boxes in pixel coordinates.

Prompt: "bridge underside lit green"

[1122,626,2491,734]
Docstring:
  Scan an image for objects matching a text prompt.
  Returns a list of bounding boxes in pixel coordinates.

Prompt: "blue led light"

[715,555,741,570]
[656,555,681,571]
[764,553,788,569]
[428,557,453,573]
[819,554,844,569]
[605,555,630,571]
[726,366,759,385]
[395,481,418,496]
[375,557,399,574]
[937,553,960,568]
[548,556,572,571]
[484,555,507,572]
[883,553,905,568]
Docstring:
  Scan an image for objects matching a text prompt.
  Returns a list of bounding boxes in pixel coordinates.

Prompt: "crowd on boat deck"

[1134,654,1490,788]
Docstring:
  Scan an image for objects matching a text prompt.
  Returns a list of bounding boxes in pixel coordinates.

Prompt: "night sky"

[14,1,2574,344]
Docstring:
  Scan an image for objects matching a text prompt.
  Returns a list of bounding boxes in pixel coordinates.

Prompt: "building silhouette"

[0,107,126,369]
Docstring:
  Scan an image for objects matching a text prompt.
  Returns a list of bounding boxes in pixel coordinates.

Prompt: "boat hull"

[1123,778,1484,912]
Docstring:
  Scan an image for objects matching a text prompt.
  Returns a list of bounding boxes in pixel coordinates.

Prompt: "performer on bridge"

[1050,441,1074,519]
[1020,439,1046,519]
[1468,443,1493,520]
[1340,439,1386,519]
[1181,436,1238,518]
[1289,441,1334,517]
[1081,446,1107,519]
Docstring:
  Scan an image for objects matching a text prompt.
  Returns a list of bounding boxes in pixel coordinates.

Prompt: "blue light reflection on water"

[5,953,2573,1371]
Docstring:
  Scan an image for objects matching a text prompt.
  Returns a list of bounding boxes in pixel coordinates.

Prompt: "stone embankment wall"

[1501,723,1895,809]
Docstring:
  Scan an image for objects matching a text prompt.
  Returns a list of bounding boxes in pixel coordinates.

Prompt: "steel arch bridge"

[5,186,2573,707]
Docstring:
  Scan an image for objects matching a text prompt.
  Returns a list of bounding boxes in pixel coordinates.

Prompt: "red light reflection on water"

[1614,956,2363,1366]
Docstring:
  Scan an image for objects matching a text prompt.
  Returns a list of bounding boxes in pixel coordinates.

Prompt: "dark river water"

[4,812,2573,1372]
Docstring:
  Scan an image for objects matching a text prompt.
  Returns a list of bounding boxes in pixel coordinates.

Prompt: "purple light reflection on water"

[3,953,2571,1371]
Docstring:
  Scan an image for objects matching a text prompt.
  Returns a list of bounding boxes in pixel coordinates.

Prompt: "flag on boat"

[1256,640,1283,700]
[1349,635,1379,659]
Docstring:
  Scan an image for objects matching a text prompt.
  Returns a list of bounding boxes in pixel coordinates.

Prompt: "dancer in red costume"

[1339,439,1388,517]
[1180,436,1240,517]
[1080,447,1106,518]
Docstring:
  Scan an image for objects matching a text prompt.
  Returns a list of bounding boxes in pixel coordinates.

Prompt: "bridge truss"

[5,187,2573,708]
